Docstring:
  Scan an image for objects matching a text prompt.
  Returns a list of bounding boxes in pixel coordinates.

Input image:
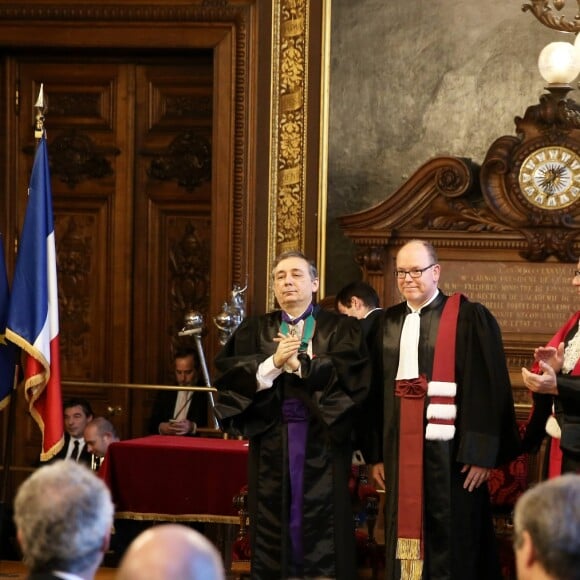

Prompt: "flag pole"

[34,82,45,140]
[0,366,20,555]
[0,83,47,553]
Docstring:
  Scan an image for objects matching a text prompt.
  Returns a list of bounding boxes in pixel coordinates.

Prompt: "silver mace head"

[214,302,240,345]
[178,310,204,336]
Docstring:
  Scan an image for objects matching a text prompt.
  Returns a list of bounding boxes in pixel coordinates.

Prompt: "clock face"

[518,145,580,210]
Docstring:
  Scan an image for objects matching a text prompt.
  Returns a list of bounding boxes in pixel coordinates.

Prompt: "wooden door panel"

[8,51,230,464]
[16,61,133,436]
[131,59,216,433]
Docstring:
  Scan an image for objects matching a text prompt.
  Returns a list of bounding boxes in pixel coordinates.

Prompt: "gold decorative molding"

[316,0,331,299]
[522,0,580,33]
[267,0,310,308]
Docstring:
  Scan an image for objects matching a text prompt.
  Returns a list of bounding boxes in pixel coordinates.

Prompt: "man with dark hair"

[335,280,381,329]
[214,250,370,579]
[365,239,520,580]
[14,461,114,579]
[513,474,580,580]
[148,348,208,436]
[46,397,94,467]
[336,280,382,462]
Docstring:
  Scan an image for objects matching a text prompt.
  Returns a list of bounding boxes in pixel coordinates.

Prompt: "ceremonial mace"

[178,310,220,429]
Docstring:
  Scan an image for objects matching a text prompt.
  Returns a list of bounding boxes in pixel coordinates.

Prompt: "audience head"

[173,347,198,386]
[117,523,225,580]
[83,416,119,458]
[335,280,380,318]
[63,397,94,438]
[513,474,580,580]
[14,461,114,577]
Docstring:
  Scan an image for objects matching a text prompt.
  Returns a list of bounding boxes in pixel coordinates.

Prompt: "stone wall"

[326,0,564,294]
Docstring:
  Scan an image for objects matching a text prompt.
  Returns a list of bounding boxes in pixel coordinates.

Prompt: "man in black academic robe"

[520,257,580,475]
[364,240,520,580]
[214,251,370,580]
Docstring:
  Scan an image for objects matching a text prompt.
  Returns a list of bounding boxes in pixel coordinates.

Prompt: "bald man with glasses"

[363,239,520,580]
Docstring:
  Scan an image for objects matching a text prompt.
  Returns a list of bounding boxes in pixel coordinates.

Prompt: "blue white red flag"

[0,236,16,411]
[6,134,64,460]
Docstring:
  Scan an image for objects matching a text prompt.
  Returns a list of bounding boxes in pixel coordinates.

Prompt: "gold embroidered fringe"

[397,538,423,580]
[400,559,424,580]
[396,538,420,559]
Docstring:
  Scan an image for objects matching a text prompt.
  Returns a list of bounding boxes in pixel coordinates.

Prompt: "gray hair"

[90,415,119,440]
[271,250,318,281]
[13,460,114,574]
[513,474,580,580]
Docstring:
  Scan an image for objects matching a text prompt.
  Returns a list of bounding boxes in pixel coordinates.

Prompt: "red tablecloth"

[101,435,248,524]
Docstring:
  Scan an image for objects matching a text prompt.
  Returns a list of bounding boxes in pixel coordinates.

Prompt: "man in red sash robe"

[214,250,370,579]
[364,240,520,580]
[521,260,580,475]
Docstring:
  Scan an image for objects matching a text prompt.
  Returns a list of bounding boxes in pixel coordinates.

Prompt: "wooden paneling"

[1,52,230,486]
[0,3,260,512]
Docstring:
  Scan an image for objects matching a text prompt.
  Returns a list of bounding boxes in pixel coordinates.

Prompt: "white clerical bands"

[425,380,457,441]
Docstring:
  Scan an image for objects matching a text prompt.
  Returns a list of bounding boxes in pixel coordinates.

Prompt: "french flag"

[6,134,64,461]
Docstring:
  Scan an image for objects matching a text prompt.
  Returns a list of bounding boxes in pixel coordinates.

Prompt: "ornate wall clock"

[479,90,580,260]
[518,145,580,211]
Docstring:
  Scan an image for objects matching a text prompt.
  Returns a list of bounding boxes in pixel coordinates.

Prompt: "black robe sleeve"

[213,309,370,440]
[455,300,521,467]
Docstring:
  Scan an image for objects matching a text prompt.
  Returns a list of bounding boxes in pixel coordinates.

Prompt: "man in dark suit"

[13,461,114,579]
[336,280,382,463]
[148,348,208,436]
[45,398,94,467]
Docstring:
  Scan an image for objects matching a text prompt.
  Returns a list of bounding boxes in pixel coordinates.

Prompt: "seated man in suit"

[148,347,208,436]
[13,460,114,580]
[44,397,95,467]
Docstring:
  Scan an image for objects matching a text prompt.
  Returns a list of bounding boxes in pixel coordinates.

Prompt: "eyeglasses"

[394,264,437,279]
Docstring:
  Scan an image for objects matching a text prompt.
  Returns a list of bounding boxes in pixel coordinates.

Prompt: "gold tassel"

[397,538,423,580]
[400,558,424,580]
[396,538,421,559]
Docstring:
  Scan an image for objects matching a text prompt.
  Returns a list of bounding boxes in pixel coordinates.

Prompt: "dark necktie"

[70,440,80,462]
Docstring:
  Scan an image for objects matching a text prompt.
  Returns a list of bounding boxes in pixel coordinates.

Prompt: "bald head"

[117,524,225,580]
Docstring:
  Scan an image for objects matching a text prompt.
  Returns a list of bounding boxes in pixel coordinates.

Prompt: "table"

[101,435,248,524]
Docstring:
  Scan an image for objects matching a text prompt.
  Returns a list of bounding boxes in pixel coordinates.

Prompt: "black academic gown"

[364,293,520,580]
[522,315,580,472]
[214,307,370,580]
[147,388,208,434]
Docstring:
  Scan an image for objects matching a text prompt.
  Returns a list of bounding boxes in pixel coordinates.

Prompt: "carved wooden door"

[11,55,216,471]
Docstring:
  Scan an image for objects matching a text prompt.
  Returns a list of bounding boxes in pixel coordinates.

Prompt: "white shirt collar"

[53,571,85,580]
[406,289,439,314]
[363,307,381,319]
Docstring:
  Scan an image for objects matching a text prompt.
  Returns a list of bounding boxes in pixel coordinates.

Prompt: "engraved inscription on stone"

[440,261,577,335]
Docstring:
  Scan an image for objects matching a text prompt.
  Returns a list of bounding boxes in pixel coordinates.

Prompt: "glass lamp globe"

[538,41,580,84]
